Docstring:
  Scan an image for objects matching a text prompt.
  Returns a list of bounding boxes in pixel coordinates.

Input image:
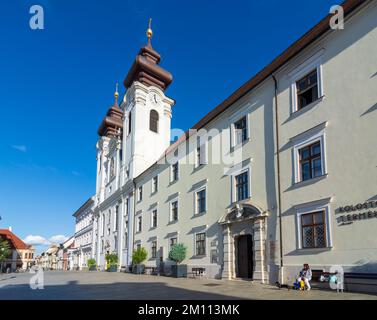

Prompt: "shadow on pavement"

[0,280,249,300]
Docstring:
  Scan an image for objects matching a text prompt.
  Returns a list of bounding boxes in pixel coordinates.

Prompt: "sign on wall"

[336,201,377,225]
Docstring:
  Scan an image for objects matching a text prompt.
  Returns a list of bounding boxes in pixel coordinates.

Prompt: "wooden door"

[237,235,253,279]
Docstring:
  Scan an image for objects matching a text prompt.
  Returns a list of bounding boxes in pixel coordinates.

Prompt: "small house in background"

[0,227,35,272]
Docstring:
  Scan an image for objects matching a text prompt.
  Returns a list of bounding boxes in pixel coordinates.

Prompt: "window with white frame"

[102,214,105,236]
[125,198,129,216]
[114,205,119,231]
[151,209,158,228]
[290,51,324,113]
[298,141,322,181]
[195,137,207,168]
[170,200,178,222]
[151,240,157,258]
[138,186,143,202]
[235,171,249,202]
[297,204,332,249]
[136,215,142,233]
[234,116,248,145]
[293,130,326,184]
[152,175,158,193]
[195,232,206,256]
[128,111,132,136]
[296,69,319,110]
[169,237,177,251]
[171,162,179,182]
[195,188,206,215]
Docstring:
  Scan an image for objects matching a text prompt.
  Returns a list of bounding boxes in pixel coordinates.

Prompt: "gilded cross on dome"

[146,18,153,45]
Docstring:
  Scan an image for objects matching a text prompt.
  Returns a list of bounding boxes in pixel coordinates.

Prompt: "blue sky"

[0,0,340,252]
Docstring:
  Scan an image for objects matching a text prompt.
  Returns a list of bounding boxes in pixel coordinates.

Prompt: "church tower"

[121,19,174,182]
[96,85,123,203]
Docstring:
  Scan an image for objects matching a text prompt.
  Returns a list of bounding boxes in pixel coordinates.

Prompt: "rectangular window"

[151,210,158,228]
[296,69,318,110]
[114,205,119,231]
[299,141,322,182]
[301,211,327,249]
[125,198,129,216]
[234,116,248,145]
[151,241,157,259]
[196,189,206,214]
[172,163,179,182]
[195,232,206,256]
[235,171,249,201]
[195,137,206,168]
[138,186,143,202]
[128,111,132,135]
[170,200,178,222]
[137,216,142,233]
[169,237,177,250]
[152,176,158,193]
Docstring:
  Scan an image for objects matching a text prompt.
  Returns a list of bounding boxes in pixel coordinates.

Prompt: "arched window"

[128,111,132,135]
[150,110,159,133]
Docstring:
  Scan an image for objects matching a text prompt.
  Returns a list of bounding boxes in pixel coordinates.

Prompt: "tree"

[132,247,147,265]
[105,253,118,270]
[169,243,187,265]
[0,240,11,273]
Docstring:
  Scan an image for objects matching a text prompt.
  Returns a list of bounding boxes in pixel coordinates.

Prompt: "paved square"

[0,271,376,300]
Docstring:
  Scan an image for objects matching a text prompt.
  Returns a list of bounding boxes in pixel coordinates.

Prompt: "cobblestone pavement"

[0,271,376,300]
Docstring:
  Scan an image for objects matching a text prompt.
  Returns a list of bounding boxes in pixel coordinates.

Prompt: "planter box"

[132,264,145,274]
[89,266,97,271]
[171,264,187,278]
[107,265,118,272]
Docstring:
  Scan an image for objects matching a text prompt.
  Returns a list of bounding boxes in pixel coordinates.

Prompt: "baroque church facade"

[83,0,377,287]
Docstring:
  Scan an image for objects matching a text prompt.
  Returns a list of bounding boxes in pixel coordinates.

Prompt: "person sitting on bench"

[297,263,312,291]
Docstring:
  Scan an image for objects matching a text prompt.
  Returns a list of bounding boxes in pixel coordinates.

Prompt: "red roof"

[0,229,29,250]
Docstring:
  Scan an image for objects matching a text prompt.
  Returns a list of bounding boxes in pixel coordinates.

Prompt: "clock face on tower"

[149,92,161,106]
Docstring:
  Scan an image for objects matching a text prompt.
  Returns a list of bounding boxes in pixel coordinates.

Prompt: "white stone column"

[222,225,232,280]
[252,219,268,283]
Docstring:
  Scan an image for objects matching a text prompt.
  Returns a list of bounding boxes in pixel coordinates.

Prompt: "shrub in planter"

[169,243,187,278]
[105,253,118,272]
[87,258,97,271]
[132,247,147,274]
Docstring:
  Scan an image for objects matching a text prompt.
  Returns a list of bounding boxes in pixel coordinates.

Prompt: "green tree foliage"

[132,247,147,264]
[87,258,96,268]
[169,243,187,265]
[105,253,118,267]
[0,240,11,262]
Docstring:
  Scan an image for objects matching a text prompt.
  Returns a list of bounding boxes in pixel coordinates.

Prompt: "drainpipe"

[131,179,137,271]
[272,75,284,284]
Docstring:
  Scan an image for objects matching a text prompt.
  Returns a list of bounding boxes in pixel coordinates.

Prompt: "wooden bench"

[306,270,340,291]
[343,273,377,294]
[188,267,206,278]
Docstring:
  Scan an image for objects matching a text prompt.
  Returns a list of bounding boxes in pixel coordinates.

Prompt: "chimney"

[8,226,12,232]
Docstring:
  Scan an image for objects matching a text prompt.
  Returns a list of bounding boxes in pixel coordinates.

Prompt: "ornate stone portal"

[219,201,269,283]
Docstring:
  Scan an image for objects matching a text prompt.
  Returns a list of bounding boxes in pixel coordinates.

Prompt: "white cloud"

[24,234,69,246]
[48,235,68,244]
[23,235,49,246]
[12,145,27,152]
